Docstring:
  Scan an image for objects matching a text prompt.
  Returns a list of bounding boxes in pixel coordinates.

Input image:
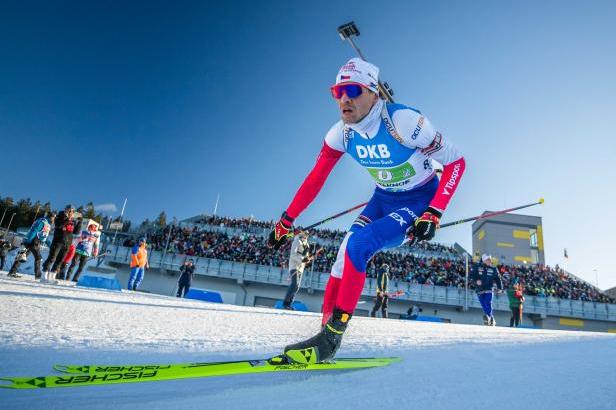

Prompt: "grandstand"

[97,214,616,332]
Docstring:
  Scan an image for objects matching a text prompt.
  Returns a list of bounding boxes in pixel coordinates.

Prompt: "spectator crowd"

[128,217,614,304]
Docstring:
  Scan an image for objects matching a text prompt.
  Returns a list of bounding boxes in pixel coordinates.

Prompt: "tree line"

[0,196,175,235]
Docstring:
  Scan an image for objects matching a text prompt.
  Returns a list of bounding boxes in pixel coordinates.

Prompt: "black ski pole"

[440,198,544,229]
[293,201,368,234]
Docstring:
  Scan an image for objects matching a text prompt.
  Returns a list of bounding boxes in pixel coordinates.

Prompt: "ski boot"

[17,248,28,263]
[483,315,490,326]
[284,307,351,364]
[7,271,21,278]
[489,316,496,326]
[39,271,49,283]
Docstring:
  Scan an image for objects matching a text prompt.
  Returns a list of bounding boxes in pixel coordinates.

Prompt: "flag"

[564,248,568,259]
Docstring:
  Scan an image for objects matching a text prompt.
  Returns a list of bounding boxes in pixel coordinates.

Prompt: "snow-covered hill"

[0,274,615,410]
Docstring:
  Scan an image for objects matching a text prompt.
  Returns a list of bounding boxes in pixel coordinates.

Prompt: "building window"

[529,229,538,247]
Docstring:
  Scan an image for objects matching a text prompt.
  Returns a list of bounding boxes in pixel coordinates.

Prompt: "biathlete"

[268,58,466,363]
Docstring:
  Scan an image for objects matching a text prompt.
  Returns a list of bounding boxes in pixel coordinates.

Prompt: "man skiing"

[471,254,503,326]
[371,263,390,318]
[268,58,466,363]
[8,212,55,279]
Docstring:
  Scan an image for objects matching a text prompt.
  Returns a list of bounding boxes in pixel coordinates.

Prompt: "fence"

[106,245,616,322]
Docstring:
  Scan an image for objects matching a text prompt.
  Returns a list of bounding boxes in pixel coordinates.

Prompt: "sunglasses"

[330,83,364,99]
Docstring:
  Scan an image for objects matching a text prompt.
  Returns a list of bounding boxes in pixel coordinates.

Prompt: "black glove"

[268,212,294,250]
[407,207,442,244]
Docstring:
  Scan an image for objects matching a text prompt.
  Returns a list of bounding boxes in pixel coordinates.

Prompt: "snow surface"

[0,274,615,410]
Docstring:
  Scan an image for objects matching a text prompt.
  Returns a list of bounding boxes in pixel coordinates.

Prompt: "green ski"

[0,356,400,389]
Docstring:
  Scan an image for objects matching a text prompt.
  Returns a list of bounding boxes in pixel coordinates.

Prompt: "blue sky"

[1,1,615,288]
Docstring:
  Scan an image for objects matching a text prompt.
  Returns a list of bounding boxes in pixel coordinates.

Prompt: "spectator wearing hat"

[470,254,503,326]
[67,222,100,282]
[507,280,525,327]
[42,205,81,282]
[371,263,390,318]
[8,212,55,279]
[128,237,148,291]
[177,258,195,298]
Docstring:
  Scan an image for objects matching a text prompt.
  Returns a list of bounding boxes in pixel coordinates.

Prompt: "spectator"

[68,222,100,282]
[0,235,12,271]
[507,280,525,327]
[371,264,390,318]
[133,216,614,304]
[177,258,195,298]
[128,237,148,291]
[8,213,55,279]
[283,232,313,310]
[42,205,80,282]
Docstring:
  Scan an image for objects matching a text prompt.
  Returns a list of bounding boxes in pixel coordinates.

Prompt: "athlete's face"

[336,86,378,124]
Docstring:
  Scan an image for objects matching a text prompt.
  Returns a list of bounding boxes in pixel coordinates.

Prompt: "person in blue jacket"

[471,254,503,326]
[8,212,56,279]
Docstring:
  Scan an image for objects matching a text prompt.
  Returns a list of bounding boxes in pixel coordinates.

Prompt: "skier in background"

[471,254,503,326]
[268,58,466,363]
[8,212,56,279]
[128,237,148,291]
[177,258,195,298]
[371,263,390,318]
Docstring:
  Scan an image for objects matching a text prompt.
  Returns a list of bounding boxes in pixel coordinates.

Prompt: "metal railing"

[106,245,616,322]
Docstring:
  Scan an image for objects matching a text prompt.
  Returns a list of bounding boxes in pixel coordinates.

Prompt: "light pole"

[593,268,599,289]
[5,213,16,235]
[464,253,469,311]
[32,205,40,225]
[112,198,127,245]
[161,224,174,268]
[0,208,7,228]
